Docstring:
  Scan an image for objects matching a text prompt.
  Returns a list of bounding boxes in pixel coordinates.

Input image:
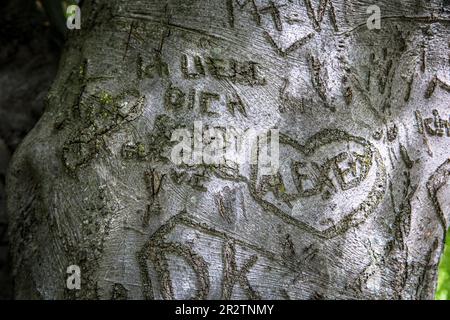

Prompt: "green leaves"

[436,229,450,300]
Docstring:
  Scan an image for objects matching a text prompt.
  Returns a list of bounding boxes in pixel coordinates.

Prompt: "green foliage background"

[436,229,450,300]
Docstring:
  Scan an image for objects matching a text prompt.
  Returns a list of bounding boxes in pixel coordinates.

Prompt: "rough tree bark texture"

[6,0,450,299]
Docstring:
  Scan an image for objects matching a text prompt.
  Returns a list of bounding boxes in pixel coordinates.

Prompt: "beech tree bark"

[6,0,450,299]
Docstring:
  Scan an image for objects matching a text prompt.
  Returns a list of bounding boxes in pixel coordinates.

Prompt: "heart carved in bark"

[249,129,387,239]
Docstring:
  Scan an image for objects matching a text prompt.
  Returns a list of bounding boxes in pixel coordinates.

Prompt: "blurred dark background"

[0,0,64,299]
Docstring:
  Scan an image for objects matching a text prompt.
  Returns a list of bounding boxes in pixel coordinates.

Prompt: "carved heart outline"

[248,129,387,239]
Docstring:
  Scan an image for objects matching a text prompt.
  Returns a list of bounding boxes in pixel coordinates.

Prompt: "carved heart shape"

[249,129,387,239]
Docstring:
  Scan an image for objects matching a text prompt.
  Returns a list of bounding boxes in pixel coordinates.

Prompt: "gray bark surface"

[6,0,450,299]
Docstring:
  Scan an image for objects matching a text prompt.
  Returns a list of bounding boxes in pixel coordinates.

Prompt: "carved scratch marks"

[280,233,296,261]
[139,230,210,300]
[222,240,261,299]
[227,0,338,33]
[304,0,338,32]
[133,133,389,299]
[404,73,414,102]
[181,54,266,86]
[260,1,283,31]
[122,141,147,160]
[214,186,245,225]
[309,55,334,111]
[425,75,450,99]
[425,76,438,99]
[399,144,414,170]
[63,91,146,173]
[142,129,387,239]
[264,32,315,58]
[279,78,307,113]
[160,54,263,119]
[377,56,393,96]
[342,75,353,106]
[250,129,387,238]
[145,169,164,200]
[164,85,248,118]
[227,0,261,29]
[386,123,398,142]
[142,169,165,227]
[420,41,427,73]
[123,21,137,61]
[388,167,417,257]
[427,159,450,243]
[215,194,232,224]
[138,213,273,300]
[279,54,339,114]
[415,109,450,138]
[181,54,205,80]
[137,202,333,299]
[346,28,408,118]
[227,0,324,58]
[170,168,210,192]
[137,53,169,80]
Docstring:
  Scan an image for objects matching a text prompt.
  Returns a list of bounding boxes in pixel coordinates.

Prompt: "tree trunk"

[6,0,450,299]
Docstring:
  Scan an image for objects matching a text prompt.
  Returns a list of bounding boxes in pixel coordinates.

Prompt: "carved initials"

[303,0,338,32]
[222,240,261,299]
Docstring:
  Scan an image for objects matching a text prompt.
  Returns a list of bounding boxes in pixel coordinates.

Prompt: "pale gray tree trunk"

[6,0,450,299]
